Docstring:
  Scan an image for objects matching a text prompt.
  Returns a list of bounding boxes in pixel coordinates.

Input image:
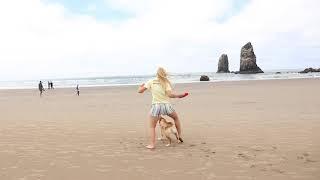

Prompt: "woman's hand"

[179,92,189,98]
[138,83,147,93]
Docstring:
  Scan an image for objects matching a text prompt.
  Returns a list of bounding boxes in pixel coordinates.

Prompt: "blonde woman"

[138,67,188,149]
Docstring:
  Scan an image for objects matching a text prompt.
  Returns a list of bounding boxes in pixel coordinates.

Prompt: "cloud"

[0,0,319,80]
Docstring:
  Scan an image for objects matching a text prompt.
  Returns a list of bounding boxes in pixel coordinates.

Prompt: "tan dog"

[159,116,183,146]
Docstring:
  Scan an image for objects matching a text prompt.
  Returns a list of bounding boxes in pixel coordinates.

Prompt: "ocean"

[0,70,319,90]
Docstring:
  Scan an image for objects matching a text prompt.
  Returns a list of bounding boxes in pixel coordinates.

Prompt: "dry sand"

[0,78,319,180]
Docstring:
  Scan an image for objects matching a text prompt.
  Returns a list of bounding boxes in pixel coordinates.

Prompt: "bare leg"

[146,115,159,149]
[168,111,182,137]
[174,132,180,142]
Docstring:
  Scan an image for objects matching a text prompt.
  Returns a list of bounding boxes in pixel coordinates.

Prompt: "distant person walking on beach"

[48,81,50,89]
[38,81,45,97]
[50,81,54,89]
[76,85,80,96]
[138,67,189,149]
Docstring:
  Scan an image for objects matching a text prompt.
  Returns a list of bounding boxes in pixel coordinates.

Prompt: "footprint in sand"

[305,159,317,163]
[199,147,216,158]
[237,153,251,160]
[200,148,211,153]
[250,145,264,152]
[297,153,317,163]
[272,168,285,174]
[297,156,304,160]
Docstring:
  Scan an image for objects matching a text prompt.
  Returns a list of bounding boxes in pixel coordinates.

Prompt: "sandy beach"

[0,78,319,180]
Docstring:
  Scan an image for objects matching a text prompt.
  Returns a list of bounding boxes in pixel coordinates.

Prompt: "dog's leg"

[158,128,166,141]
[165,134,172,147]
[157,128,162,140]
[161,128,165,140]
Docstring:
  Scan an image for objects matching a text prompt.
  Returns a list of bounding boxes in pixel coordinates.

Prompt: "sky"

[0,0,319,80]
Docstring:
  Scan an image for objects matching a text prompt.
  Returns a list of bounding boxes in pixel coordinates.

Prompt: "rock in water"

[239,42,263,74]
[217,54,230,73]
[200,75,210,81]
[299,67,320,73]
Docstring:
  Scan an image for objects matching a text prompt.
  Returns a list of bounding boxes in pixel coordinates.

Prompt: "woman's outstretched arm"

[166,90,188,98]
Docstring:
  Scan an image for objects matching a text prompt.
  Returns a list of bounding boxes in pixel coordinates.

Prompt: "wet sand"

[0,78,319,180]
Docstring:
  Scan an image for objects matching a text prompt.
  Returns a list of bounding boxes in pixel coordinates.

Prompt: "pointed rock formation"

[217,54,230,73]
[239,42,263,74]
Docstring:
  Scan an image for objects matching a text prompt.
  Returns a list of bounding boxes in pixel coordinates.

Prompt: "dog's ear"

[162,116,168,122]
[159,118,164,124]
[160,117,165,121]
[167,122,173,127]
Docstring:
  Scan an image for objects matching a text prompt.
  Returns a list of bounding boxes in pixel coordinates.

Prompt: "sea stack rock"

[200,75,210,81]
[217,54,230,73]
[239,42,263,74]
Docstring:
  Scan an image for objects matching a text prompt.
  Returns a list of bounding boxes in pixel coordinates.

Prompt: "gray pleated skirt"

[150,103,175,117]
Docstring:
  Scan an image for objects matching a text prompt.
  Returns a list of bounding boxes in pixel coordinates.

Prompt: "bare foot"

[146,145,155,149]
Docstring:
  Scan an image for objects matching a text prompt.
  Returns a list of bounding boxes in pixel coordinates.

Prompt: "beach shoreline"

[1,71,319,90]
[0,75,319,91]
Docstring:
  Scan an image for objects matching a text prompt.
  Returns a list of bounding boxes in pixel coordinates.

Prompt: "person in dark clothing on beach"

[76,85,80,96]
[39,81,45,97]
[50,81,54,89]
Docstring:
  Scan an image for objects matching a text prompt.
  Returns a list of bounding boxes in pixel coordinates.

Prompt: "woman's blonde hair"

[156,67,172,90]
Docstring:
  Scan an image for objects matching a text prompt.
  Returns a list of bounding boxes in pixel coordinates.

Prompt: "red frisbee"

[181,92,189,98]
